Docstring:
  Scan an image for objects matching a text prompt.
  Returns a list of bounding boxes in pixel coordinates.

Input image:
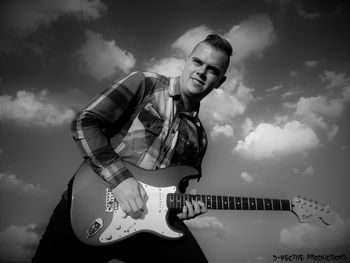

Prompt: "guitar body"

[70,161,199,246]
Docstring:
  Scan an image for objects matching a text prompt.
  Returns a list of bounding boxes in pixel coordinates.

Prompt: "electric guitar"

[70,161,337,246]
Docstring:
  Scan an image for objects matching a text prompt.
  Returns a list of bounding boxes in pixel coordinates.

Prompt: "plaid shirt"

[71,71,207,189]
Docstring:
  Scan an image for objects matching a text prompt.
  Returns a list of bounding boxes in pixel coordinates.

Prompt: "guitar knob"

[115,224,121,230]
[105,233,112,240]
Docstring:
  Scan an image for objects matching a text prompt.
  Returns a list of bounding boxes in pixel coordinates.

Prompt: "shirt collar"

[169,77,182,97]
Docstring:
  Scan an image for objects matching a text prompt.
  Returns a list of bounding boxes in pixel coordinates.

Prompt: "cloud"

[304,60,319,68]
[241,172,254,184]
[210,124,234,139]
[0,223,42,263]
[282,88,302,99]
[185,216,233,236]
[0,90,75,127]
[266,85,283,93]
[171,25,213,56]
[0,0,107,54]
[0,173,47,194]
[75,31,136,80]
[234,121,320,160]
[295,166,315,176]
[147,57,184,77]
[280,217,350,249]
[241,118,254,137]
[342,85,350,102]
[320,70,350,89]
[294,95,344,130]
[200,88,247,124]
[266,0,321,20]
[224,14,277,63]
[295,1,320,20]
[302,166,314,175]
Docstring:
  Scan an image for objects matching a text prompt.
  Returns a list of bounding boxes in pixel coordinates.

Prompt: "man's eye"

[192,59,201,65]
[208,68,220,75]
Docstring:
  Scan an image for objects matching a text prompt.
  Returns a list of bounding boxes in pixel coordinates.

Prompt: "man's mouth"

[191,78,205,86]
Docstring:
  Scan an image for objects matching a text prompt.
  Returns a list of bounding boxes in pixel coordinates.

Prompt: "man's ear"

[215,76,227,89]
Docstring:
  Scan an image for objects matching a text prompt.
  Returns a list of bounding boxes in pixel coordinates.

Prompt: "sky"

[0,0,349,262]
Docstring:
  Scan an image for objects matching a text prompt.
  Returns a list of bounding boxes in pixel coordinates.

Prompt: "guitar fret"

[206,195,212,209]
[257,198,264,210]
[242,197,249,210]
[273,199,281,211]
[229,196,235,210]
[223,196,228,210]
[281,199,291,211]
[212,195,217,209]
[178,194,182,209]
[235,197,242,210]
[217,196,223,209]
[249,198,256,210]
[264,198,272,210]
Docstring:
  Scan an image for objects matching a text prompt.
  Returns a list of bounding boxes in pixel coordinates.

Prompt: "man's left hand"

[177,189,207,220]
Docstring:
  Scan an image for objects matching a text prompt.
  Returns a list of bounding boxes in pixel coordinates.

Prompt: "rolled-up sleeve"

[71,72,146,189]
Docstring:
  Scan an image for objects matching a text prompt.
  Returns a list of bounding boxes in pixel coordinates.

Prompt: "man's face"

[180,42,228,103]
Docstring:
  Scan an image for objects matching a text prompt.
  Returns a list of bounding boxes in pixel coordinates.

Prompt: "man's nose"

[196,66,206,80]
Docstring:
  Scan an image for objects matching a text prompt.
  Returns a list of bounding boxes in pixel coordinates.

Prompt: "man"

[33,34,232,262]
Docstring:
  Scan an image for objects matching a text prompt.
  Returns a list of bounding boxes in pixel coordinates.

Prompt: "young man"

[33,34,232,263]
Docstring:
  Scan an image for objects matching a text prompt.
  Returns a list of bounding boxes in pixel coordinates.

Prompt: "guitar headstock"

[291,196,337,225]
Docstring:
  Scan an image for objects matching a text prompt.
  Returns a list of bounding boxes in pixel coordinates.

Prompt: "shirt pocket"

[174,131,200,166]
[137,103,164,145]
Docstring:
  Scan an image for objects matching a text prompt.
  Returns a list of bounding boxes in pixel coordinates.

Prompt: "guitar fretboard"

[167,194,291,211]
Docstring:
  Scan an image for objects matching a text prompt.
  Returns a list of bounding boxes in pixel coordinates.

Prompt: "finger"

[186,201,194,218]
[177,203,188,219]
[127,199,139,215]
[198,201,207,213]
[135,195,145,212]
[139,184,147,200]
[192,200,201,215]
[120,201,131,215]
[190,188,197,195]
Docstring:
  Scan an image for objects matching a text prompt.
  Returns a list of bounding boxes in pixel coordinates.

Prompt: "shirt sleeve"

[71,71,147,189]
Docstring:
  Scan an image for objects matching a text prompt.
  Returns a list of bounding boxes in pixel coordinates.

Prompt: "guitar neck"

[167,193,291,212]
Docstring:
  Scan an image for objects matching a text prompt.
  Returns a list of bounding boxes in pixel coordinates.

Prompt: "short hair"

[201,34,233,58]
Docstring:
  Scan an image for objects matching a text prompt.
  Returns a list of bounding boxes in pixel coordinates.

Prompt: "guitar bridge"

[105,188,118,212]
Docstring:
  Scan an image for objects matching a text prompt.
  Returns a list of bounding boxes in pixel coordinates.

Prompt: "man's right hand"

[112,177,147,218]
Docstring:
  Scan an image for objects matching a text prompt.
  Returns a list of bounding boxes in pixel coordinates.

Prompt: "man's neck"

[180,93,199,112]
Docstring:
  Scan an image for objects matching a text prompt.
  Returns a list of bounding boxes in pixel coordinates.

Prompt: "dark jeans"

[32,181,208,263]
